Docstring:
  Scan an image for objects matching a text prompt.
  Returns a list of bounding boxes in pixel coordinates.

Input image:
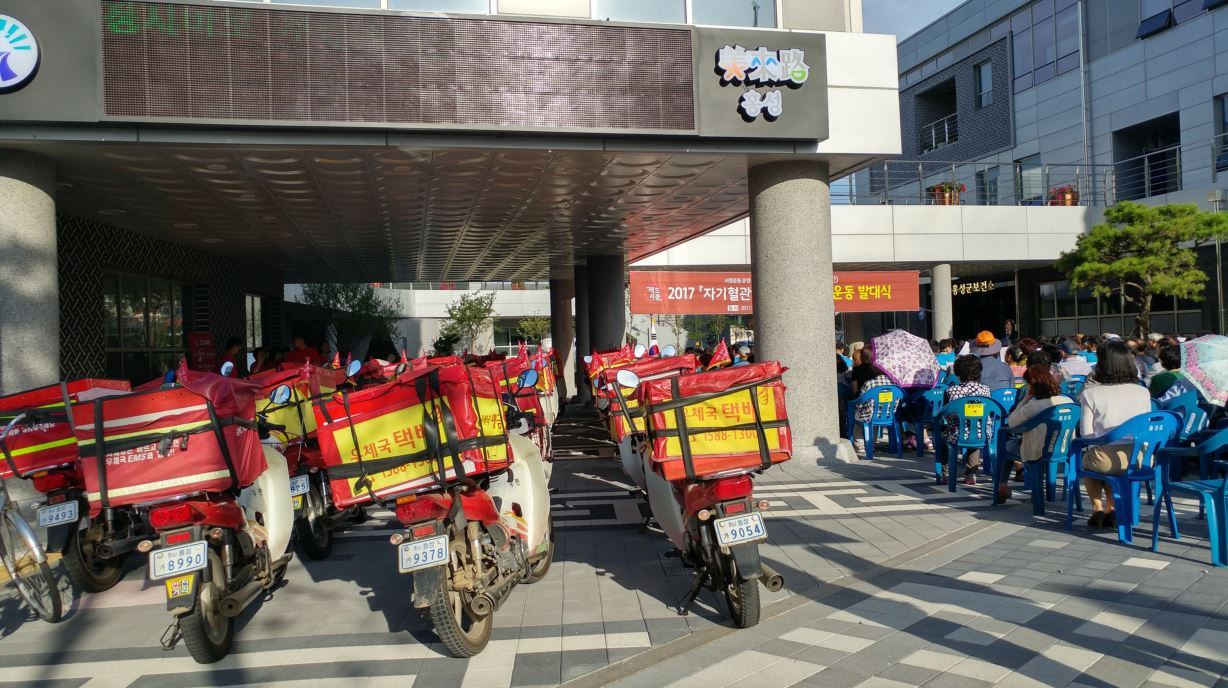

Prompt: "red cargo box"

[0,379,131,480]
[482,357,547,425]
[641,362,792,482]
[603,355,699,442]
[313,365,511,508]
[71,371,266,515]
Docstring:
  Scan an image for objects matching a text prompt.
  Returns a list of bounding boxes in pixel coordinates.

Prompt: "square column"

[585,254,626,353]
[0,151,58,394]
[749,160,837,462]
[932,263,953,340]
[573,264,592,403]
[549,278,575,400]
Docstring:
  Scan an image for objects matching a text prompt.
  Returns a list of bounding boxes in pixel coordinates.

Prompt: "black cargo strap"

[205,401,241,493]
[747,378,775,470]
[325,435,507,481]
[648,375,782,415]
[669,377,697,480]
[416,369,467,485]
[338,390,380,503]
[610,381,643,437]
[76,414,252,458]
[94,398,108,510]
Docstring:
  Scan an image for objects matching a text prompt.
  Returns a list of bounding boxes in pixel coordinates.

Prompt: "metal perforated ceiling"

[46,144,750,282]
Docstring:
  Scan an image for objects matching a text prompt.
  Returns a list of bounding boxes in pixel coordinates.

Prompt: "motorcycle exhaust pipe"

[759,564,784,593]
[469,593,495,618]
[220,578,266,618]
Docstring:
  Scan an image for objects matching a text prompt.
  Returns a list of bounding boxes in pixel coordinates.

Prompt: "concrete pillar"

[932,263,954,341]
[586,253,626,352]
[0,151,57,395]
[749,160,836,462]
[842,313,866,346]
[573,265,592,403]
[549,278,575,400]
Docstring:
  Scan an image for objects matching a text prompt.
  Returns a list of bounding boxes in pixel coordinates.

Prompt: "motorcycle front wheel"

[0,509,62,623]
[177,550,233,664]
[721,558,761,629]
[426,544,493,657]
[63,525,126,592]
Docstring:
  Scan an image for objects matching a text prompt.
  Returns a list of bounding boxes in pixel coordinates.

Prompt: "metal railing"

[920,113,958,154]
[841,132,1228,207]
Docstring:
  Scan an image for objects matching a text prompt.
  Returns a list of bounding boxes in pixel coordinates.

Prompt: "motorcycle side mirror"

[633,344,647,358]
[219,361,235,377]
[583,355,593,364]
[345,359,363,378]
[394,362,408,376]
[269,384,292,405]
[517,369,539,390]
[616,369,641,389]
[661,344,677,357]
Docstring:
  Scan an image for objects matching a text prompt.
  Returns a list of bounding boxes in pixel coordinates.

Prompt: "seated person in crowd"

[943,355,993,485]
[1081,338,1099,364]
[1059,340,1093,378]
[1006,345,1028,379]
[1149,344,1200,405]
[1077,341,1153,529]
[1004,364,1074,484]
[849,348,892,452]
[935,339,957,370]
[970,331,1014,391]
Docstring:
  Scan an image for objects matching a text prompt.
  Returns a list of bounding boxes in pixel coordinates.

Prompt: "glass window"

[1137,8,1174,38]
[1141,0,1171,16]
[105,271,185,385]
[1056,5,1080,58]
[692,0,777,28]
[272,0,381,7]
[1033,16,1056,75]
[1057,52,1080,75]
[1013,28,1033,76]
[1076,287,1097,316]
[594,0,685,23]
[976,166,999,205]
[1032,0,1054,21]
[1101,293,1123,314]
[387,0,488,10]
[976,61,993,108]
[103,273,120,348]
[149,279,173,348]
[1039,283,1058,319]
[1016,155,1044,203]
[1174,0,1204,22]
[1055,281,1076,317]
[121,275,148,348]
[1011,10,1031,34]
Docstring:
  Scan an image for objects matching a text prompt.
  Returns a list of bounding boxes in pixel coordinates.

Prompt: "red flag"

[518,341,528,359]
[330,352,341,369]
[588,349,605,380]
[706,341,731,370]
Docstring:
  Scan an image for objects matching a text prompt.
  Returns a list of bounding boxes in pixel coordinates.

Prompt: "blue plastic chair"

[1066,412,1180,544]
[1158,392,1211,480]
[1060,379,1085,399]
[1152,428,1228,567]
[935,396,1006,492]
[908,387,947,458]
[845,385,906,460]
[1000,404,1081,515]
[990,387,1018,412]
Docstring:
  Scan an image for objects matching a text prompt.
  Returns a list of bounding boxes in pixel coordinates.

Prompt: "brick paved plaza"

[3,433,1225,688]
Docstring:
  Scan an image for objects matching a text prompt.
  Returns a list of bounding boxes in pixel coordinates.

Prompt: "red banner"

[629,271,920,314]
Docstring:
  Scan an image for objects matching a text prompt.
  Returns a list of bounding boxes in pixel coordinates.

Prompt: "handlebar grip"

[261,421,287,432]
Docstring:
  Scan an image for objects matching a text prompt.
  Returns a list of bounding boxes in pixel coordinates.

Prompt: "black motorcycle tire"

[295,484,333,561]
[425,544,493,658]
[722,559,761,629]
[525,518,555,584]
[62,526,126,593]
[177,550,234,664]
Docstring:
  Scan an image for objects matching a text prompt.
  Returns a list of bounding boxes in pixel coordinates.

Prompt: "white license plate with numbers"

[149,541,208,580]
[714,513,767,547]
[397,535,448,573]
[289,474,310,497]
[37,501,77,528]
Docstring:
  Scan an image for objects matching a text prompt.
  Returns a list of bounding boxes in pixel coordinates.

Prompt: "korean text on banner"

[630,271,920,314]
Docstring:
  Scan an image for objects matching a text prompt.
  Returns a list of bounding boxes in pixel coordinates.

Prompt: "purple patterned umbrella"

[871,329,941,389]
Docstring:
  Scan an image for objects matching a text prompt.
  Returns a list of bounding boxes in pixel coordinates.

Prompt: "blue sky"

[862,0,966,41]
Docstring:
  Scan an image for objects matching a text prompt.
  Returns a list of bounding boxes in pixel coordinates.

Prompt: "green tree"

[1056,201,1228,337]
[441,291,497,352]
[516,314,551,345]
[297,283,400,353]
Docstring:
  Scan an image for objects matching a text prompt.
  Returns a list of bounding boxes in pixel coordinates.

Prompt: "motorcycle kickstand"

[160,621,183,651]
[677,568,708,616]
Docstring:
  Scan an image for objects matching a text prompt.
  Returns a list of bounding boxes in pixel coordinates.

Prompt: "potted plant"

[927,181,966,205]
[1049,184,1079,206]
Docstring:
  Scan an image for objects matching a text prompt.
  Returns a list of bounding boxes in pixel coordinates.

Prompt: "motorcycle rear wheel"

[295,484,333,560]
[63,526,125,593]
[177,550,233,664]
[722,560,760,629]
[426,547,493,657]
[0,510,62,623]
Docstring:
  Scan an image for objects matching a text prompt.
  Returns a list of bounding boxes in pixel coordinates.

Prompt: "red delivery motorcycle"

[72,366,295,663]
[615,361,791,628]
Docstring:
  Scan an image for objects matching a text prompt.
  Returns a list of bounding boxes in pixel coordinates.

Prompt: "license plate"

[289,474,310,497]
[714,513,767,547]
[149,541,208,580]
[37,501,78,528]
[398,535,449,573]
[292,495,303,511]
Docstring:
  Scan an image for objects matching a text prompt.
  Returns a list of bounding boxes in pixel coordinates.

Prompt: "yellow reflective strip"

[77,421,214,447]
[7,436,77,457]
